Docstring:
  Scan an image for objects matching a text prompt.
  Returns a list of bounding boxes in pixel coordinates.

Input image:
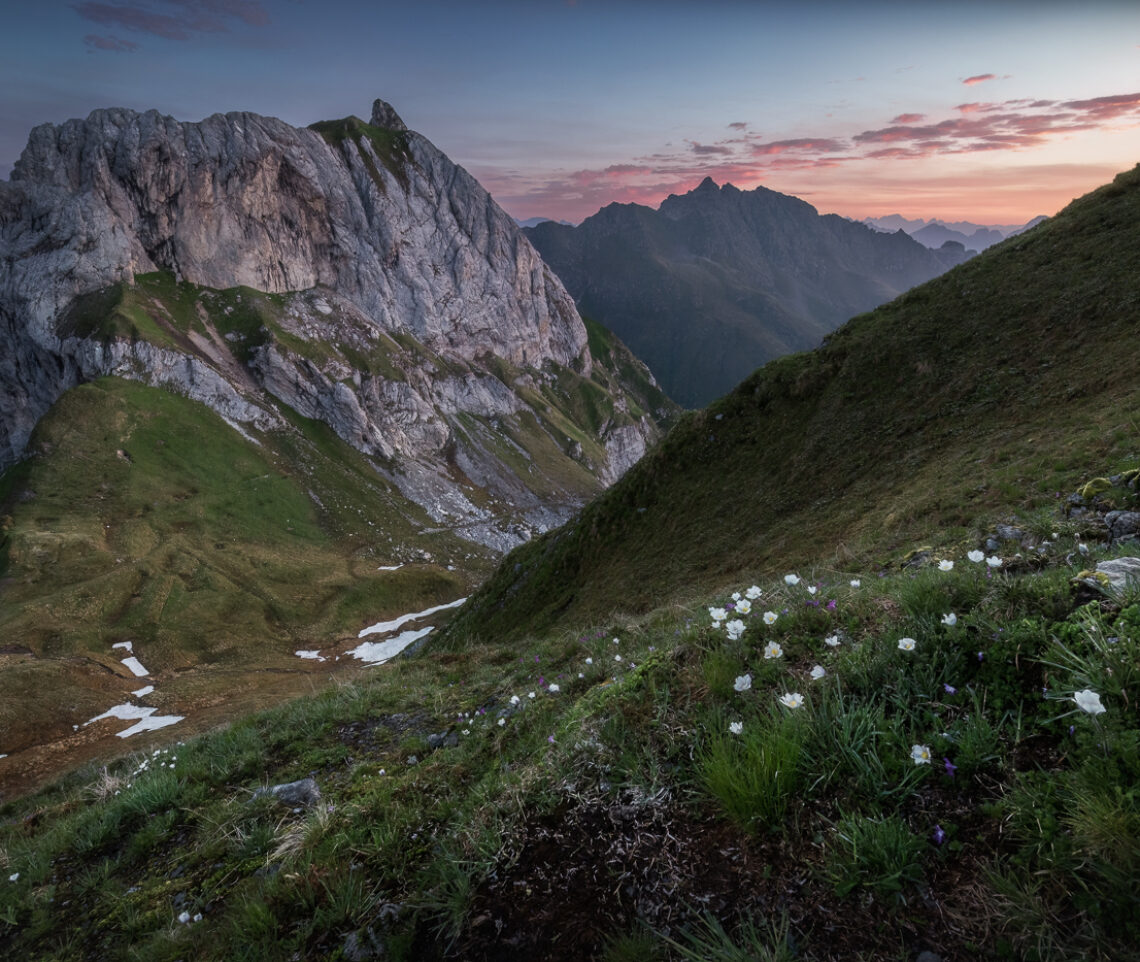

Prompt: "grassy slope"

[1,170,1139,962]
[1,483,1137,961]
[0,378,480,792]
[442,164,1140,647]
[1,257,673,793]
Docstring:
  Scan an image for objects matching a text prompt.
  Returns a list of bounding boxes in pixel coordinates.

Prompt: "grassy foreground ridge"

[1,165,1139,959]
[1,487,1138,960]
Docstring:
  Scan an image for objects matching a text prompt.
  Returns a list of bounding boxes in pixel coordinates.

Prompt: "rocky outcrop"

[0,99,668,548]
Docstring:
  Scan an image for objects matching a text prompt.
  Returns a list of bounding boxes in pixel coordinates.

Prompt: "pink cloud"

[891,113,925,124]
[963,73,997,86]
[1062,91,1140,119]
[728,122,748,131]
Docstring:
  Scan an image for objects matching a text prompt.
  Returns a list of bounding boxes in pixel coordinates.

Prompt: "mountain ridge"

[525,178,972,407]
[0,98,672,549]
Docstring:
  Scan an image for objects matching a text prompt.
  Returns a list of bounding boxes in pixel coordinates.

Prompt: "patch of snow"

[357,597,467,639]
[377,564,404,571]
[112,641,133,652]
[132,685,155,697]
[348,626,434,664]
[295,650,326,661]
[84,703,184,738]
[0,754,7,760]
[117,714,184,738]
[120,656,149,677]
[222,416,262,447]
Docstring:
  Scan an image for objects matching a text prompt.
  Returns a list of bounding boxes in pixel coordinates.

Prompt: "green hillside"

[0,268,673,796]
[446,164,1140,646]
[1,168,1139,961]
[0,377,482,796]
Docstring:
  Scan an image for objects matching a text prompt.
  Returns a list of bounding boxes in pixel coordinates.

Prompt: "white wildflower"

[729,721,744,735]
[910,744,932,765]
[810,665,826,680]
[784,574,801,585]
[824,634,841,647]
[938,560,954,571]
[779,692,804,709]
[735,599,752,615]
[941,613,957,627]
[733,673,752,693]
[1073,689,1106,715]
[763,641,783,660]
[763,611,778,625]
[725,619,746,640]
[745,585,763,600]
[967,550,985,563]
[986,555,1003,567]
[898,637,917,652]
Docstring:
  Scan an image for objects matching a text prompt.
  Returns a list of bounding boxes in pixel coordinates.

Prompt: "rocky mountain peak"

[0,98,670,548]
[370,98,408,131]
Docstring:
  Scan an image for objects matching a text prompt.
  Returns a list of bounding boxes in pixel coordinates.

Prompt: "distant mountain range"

[515,216,574,229]
[862,214,1048,252]
[525,178,972,407]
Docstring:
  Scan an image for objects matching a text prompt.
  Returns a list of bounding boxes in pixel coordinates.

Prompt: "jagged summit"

[369,98,408,131]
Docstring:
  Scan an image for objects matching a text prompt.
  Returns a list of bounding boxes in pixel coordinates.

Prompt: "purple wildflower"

[932,825,946,845]
[943,757,958,778]
[943,683,957,695]
[977,651,984,662]
[827,599,837,611]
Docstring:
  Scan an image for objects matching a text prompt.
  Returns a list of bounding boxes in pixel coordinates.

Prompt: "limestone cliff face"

[0,99,668,549]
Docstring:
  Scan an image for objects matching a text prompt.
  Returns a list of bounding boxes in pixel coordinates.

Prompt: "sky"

[2,0,1138,226]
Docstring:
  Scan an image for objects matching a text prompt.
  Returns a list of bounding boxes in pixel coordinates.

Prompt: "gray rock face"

[0,99,662,548]
[1105,511,1140,545]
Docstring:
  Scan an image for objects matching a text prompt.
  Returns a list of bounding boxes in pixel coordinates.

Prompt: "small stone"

[251,777,321,808]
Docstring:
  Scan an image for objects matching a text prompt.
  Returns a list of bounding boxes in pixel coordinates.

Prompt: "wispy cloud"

[74,0,269,44]
[687,140,733,156]
[963,73,997,86]
[891,113,925,124]
[83,33,139,51]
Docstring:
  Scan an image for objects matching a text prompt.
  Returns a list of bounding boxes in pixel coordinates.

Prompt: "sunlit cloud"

[963,73,996,86]
[891,113,925,124]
